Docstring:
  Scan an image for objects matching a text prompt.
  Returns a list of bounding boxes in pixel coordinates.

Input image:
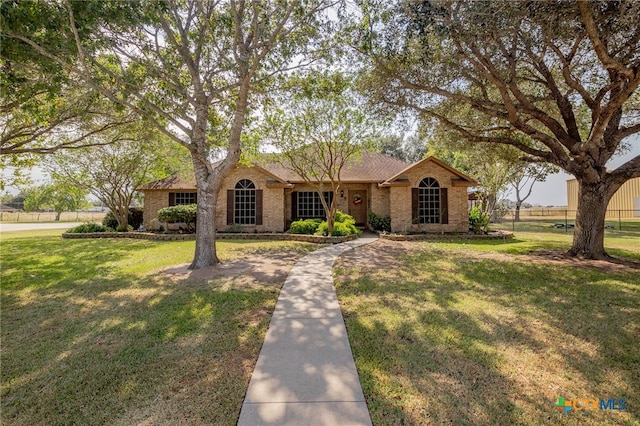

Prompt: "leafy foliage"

[48,129,185,232]
[469,205,490,235]
[314,211,360,237]
[67,222,112,233]
[157,204,197,233]
[22,182,89,220]
[368,211,391,232]
[289,218,323,235]
[262,70,383,235]
[356,0,640,258]
[102,207,144,231]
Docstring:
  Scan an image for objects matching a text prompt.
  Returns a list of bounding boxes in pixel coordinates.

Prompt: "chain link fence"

[495,209,640,234]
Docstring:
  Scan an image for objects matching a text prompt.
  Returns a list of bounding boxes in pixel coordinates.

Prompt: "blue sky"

[517,135,640,206]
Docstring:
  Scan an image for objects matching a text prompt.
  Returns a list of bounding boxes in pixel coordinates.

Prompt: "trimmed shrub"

[368,211,391,232]
[157,204,197,233]
[289,218,323,234]
[102,207,144,231]
[314,211,359,237]
[67,223,112,233]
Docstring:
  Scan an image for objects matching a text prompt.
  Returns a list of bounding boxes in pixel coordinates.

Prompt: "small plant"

[469,205,490,234]
[67,223,112,233]
[102,207,144,231]
[368,212,391,232]
[157,204,197,233]
[314,211,360,237]
[289,218,323,234]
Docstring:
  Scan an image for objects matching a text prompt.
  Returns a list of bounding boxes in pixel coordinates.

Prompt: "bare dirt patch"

[160,249,309,290]
[337,239,640,273]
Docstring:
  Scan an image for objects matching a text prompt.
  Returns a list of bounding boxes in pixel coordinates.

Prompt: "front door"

[348,190,367,227]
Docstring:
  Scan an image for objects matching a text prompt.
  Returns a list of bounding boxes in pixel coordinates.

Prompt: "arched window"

[234,179,256,224]
[418,177,440,224]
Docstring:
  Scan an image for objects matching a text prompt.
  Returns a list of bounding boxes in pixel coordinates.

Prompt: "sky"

[3,136,639,207]
[510,135,640,206]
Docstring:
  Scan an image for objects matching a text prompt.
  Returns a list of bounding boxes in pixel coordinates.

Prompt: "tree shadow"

[335,241,640,425]
[1,236,297,425]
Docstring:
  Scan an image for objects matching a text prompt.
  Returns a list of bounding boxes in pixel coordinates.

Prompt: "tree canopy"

[4,0,336,268]
[356,0,640,258]
[262,70,383,233]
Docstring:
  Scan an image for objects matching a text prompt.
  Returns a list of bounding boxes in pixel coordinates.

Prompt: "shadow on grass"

[1,236,284,425]
[336,242,639,425]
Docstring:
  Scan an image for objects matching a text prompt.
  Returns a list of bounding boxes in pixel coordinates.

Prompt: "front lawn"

[0,230,318,425]
[335,236,639,425]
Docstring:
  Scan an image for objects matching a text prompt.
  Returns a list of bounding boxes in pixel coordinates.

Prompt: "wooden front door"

[348,190,367,226]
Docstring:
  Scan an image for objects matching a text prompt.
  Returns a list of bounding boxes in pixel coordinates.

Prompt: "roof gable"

[381,156,477,187]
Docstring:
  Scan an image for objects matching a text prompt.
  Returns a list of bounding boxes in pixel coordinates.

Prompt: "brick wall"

[215,166,285,232]
[389,160,469,233]
[369,184,390,217]
[142,160,470,234]
[142,165,286,232]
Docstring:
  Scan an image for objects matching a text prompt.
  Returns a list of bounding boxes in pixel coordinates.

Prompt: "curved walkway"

[238,234,378,426]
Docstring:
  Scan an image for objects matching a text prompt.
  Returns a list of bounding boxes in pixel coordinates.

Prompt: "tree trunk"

[514,201,521,222]
[569,179,618,259]
[55,211,61,221]
[190,161,221,269]
[327,196,338,235]
[116,206,129,232]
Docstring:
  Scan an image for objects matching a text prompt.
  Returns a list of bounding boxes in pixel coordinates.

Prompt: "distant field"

[493,217,640,237]
[0,211,107,223]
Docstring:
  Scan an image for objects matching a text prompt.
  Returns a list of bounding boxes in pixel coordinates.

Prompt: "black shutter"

[291,192,298,221]
[227,190,234,225]
[169,192,176,206]
[411,188,419,223]
[255,190,263,225]
[440,188,449,224]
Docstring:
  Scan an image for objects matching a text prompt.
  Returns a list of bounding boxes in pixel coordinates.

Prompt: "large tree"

[1,1,140,157]
[22,181,89,221]
[4,0,334,268]
[262,71,381,234]
[48,124,190,231]
[356,0,640,259]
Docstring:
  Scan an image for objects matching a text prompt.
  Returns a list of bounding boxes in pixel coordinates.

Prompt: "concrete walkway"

[238,234,377,426]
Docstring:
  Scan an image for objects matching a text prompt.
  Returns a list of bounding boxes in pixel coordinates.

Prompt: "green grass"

[335,233,640,425]
[1,231,318,425]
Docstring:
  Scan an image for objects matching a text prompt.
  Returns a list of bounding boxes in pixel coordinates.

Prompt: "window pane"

[234,180,256,224]
[295,191,333,219]
[418,178,440,224]
[175,192,196,205]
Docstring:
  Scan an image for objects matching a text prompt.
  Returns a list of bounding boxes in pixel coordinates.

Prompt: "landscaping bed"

[378,230,513,241]
[61,231,357,243]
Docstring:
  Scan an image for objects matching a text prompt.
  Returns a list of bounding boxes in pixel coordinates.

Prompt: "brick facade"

[387,159,470,233]
[140,156,474,234]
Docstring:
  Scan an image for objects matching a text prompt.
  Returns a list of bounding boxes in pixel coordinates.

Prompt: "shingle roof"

[259,152,411,183]
[138,152,476,190]
[137,174,196,190]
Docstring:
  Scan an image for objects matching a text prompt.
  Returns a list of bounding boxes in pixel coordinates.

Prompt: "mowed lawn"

[0,230,318,426]
[335,230,640,426]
